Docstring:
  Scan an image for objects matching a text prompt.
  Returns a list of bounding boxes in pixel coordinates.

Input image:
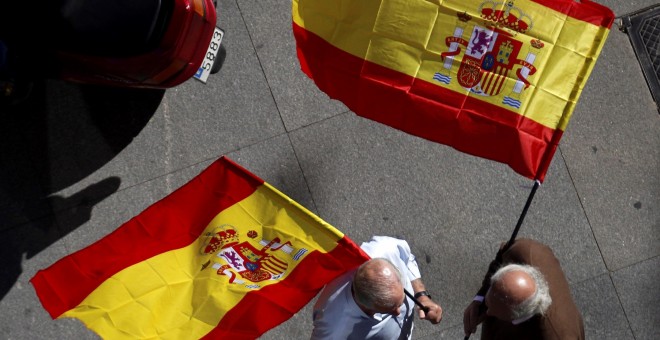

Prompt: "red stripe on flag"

[533,0,614,28]
[293,23,559,181]
[31,157,264,319]
[202,236,369,339]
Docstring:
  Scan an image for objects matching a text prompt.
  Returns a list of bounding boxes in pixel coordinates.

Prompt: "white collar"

[511,314,535,325]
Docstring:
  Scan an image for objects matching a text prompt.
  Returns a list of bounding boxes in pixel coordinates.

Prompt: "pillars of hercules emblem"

[502,39,543,109]
[434,12,472,85]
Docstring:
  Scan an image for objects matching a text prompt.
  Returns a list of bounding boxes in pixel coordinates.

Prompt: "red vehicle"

[0,0,224,104]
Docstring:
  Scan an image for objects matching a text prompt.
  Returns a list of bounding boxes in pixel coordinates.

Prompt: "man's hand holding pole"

[416,294,442,324]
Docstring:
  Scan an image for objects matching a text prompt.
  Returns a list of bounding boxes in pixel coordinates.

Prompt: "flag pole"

[504,179,541,250]
[464,179,541,340]
[404,289,430,314]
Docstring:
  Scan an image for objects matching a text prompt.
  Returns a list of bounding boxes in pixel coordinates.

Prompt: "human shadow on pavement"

[0,79,164,300]
[0,177,121,301]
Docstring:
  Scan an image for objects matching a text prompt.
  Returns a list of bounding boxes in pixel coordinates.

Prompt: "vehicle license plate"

[194,27,224,83]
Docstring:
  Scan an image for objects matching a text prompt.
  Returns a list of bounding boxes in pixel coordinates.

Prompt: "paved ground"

[1,0,658,339]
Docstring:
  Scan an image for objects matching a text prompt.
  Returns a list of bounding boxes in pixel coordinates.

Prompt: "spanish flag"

[31,157,369,339]
[293,0,614,181]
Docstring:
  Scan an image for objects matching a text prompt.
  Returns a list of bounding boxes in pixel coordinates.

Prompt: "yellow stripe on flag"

[61,184,344,339]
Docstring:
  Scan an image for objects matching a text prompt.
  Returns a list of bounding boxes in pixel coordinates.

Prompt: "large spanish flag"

[293,0,614,181]
[31,157,369,339]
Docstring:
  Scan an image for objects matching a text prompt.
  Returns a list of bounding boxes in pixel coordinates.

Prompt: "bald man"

[312,236,442,339]
[463,238,584,340]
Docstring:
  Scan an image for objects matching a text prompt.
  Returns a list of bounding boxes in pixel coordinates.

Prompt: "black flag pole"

[463,179,541,340]
[404,289,430,314]
[504,179,541,250]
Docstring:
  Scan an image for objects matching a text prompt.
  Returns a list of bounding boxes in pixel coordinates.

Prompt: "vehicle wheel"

[211,45,226,74]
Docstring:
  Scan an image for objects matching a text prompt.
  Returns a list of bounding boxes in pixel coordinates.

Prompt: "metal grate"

[622,5,660,113]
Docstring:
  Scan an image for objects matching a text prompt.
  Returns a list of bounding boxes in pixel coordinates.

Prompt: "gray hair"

[491,264,552,319]
[353,258,403,310]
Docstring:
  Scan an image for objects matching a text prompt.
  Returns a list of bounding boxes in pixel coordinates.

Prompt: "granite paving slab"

[611,256,660,340]
[237,0,349,131]
[560,30,660,271]
[573,273,635,340]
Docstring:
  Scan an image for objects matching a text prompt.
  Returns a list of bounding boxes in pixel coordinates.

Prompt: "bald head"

[357,258,401,284]
[493,269,537,305]
[486,264,552,321]
[353,258,404,314]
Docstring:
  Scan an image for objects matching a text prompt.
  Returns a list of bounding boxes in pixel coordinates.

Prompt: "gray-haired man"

[463,238,584,340]
[312,236,442,339]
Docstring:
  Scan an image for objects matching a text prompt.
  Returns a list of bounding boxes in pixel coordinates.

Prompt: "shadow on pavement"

[0,79,164,300]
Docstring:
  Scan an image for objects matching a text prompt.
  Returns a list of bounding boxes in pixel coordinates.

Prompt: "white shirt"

[311,236,422,340]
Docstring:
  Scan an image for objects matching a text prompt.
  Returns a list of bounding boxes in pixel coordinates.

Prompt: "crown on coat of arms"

[530,39,545,49]
[215,228,240,245]
[479,0,533,33]
[457,11,472,22]
[203,225,240,254]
